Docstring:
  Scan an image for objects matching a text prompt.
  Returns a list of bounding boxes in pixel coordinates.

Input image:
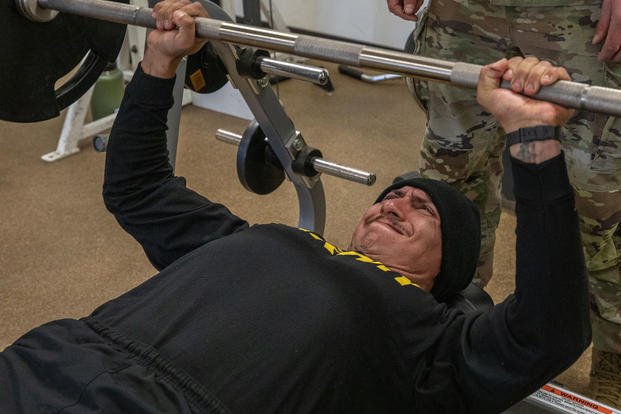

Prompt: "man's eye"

[420,206,434,215]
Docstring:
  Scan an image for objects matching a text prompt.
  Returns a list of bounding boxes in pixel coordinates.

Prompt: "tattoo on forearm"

[515,142,537,163]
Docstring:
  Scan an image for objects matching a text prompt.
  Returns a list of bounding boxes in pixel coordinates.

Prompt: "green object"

[90,62,124,120]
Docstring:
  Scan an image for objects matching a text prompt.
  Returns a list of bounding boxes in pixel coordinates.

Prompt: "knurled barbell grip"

[451,62,621,117]
[40,0,155,26]
[215,129,376,186]
[293,36,363,67]
[36,0,361,69]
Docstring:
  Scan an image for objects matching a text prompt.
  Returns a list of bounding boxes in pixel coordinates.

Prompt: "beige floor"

[0,61,591,394]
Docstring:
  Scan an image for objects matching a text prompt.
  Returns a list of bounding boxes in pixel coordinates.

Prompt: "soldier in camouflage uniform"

[387,0,621,406]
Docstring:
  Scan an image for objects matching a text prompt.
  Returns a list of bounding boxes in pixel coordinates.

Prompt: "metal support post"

[41,86,95,162]
[166,58,187,169]
[241,0,260,26]
[202,3,326,232]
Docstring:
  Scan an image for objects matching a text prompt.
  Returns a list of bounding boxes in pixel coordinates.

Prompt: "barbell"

[7,0,621,233]
[7,0,621,124]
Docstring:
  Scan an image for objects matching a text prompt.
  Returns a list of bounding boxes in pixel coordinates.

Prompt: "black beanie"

[375,178,481,302]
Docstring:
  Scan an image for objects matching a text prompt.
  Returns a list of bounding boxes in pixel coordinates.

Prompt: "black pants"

[0,318,230,413]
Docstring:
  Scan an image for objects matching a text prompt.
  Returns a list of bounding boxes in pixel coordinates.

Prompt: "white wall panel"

[229,0,417,50]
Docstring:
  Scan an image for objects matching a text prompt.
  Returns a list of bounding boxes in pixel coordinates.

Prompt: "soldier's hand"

[477,57,575,164]
[593,0,621,62]
[477,57,574,133]
[386,0,424,21]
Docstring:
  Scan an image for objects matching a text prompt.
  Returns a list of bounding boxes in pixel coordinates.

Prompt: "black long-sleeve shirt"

[0,66,591,414]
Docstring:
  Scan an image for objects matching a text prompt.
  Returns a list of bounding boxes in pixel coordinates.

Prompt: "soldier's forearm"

[509,140,561,165]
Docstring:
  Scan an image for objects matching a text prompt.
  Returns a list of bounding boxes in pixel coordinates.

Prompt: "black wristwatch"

[505,125,561,146]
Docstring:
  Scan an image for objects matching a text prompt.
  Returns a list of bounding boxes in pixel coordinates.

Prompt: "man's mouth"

[375,217,406,235]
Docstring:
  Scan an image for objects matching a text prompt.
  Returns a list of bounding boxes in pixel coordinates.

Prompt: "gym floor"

[0,61,591,394]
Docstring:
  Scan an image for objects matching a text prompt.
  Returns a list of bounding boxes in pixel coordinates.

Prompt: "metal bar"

[35,0,621,116]
[215,129,376,186]
[258,57,329,86]
[338,65,402,83]
[165,58,187,169]
[196,1,327,234]
[312,158,376,186]
[361,73,402,82]
[215,128,242,145]
[40,0,157,27]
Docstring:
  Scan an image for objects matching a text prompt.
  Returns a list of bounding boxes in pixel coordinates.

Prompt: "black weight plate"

[185,42,229,94]
[182,0,231,93]
[196,0,232,22]
[0,0,127,122]
[237,121,285,195]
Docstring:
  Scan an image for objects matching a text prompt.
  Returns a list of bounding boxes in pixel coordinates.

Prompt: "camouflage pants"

[411,0,621,353]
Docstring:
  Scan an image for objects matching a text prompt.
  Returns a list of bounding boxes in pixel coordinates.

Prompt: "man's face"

[349,186,442,291]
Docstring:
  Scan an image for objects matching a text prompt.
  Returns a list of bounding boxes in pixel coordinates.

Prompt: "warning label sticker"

[527,384,620,414]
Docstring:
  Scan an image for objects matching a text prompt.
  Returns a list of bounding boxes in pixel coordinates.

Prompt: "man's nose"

[381,197,408,217]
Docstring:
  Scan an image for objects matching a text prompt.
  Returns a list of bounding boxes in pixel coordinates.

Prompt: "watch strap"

[505,125,561,146]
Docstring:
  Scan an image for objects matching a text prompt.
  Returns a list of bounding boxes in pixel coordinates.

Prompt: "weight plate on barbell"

[185,42,229,94]
[183,0,231,94]
[0,0,128,123]
[237,121,285,195]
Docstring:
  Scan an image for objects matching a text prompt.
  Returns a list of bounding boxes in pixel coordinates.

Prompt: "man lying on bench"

[0,0,590,412]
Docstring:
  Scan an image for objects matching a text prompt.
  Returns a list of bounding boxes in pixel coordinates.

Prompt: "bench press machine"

[4,1,621,411]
